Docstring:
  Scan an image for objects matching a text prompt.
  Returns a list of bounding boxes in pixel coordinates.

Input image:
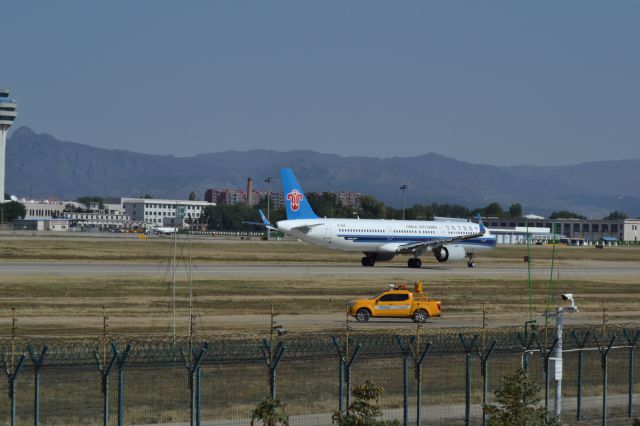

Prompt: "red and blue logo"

[286,189,304,211]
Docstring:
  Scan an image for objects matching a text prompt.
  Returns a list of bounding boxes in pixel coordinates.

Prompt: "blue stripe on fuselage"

[337,234,497,247]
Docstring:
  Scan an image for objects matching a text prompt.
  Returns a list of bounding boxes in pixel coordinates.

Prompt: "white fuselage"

[276,218,496,255]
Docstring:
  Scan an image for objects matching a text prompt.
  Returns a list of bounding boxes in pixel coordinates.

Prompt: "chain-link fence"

[1,325,639,425]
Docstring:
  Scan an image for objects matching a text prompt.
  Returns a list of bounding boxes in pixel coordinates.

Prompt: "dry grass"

[0,235,639,336]
[0,273,638,336]
[0,236,638,424]
[1,234,639,263]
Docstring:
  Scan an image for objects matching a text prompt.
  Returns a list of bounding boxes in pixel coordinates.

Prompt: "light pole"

[264,177,273,240]
[400,184,408,220]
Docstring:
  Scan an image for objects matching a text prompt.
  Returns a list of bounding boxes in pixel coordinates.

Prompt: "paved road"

[0,261,638,278]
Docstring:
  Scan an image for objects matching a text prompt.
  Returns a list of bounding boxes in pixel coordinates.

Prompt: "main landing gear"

[467,254,476,268]
[407,258,422,269]
[361,256,376,267]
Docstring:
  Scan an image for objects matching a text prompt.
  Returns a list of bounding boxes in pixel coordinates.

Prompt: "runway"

[1,261,638,278]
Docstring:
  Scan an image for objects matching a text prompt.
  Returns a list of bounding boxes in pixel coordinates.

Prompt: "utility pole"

[264,177,273,240]
[554,307,563,418]
[400,184,408,220]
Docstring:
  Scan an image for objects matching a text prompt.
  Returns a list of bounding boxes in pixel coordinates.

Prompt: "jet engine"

[433,245,466,262]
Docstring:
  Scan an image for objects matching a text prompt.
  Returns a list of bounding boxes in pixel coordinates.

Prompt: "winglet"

[476,213,486,233]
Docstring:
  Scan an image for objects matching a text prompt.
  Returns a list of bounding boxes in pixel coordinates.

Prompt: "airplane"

[255,168,496,268]
[147,226,178,235]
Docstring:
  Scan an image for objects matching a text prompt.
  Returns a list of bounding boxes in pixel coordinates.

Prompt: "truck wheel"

[355,308,371,322]
[412,309,429,323]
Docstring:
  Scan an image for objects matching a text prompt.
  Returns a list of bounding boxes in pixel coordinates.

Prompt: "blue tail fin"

[280,169,319,220]
[258,209,270,225]
[476,213,486,233]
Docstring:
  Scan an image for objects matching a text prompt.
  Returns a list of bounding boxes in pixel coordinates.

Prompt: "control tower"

[0,88,17,202]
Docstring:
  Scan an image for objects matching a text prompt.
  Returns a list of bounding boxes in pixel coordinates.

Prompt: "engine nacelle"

[433,245,466,263]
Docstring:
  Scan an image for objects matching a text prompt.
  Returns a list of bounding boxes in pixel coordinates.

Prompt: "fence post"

[596,336,616,426]
[345,343,362,409]
[459,334,479,426]
[181,342,208,426]
[623,329,640,418]
[331,336,362,413]
[395,336,416,426]
[261,339,285,400]
[409,341,432,426]
[2,352,26,426]
[571,330,590,421]
[479,340,497,426]
[113,343,132,426]
[332,336,345,414]
[27,345,48,426]
[94,346,119,426]
[535,336,558,412]
[518,321,537,376]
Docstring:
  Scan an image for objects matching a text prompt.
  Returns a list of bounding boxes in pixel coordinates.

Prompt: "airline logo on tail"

[286,189,304,211]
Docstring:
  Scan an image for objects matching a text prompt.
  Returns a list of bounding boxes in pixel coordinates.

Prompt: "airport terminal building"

[484,217,640,243]
[122,198,214,227]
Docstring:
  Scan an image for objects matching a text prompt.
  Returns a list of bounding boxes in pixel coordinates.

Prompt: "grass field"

[1,235,639,337]
[1,233,640,263]
[0,235,639,424]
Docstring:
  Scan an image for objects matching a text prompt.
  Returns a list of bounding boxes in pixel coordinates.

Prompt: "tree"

[0,201,26,223]
[250,397,289,426]
[188,191,197,201]
[358,195,386,219]
[508,203,523,218]
[484,368,559,426]
[604,211,628,220]
[549,210,586,220]
[332,380,400,426]
[472,202,504,218]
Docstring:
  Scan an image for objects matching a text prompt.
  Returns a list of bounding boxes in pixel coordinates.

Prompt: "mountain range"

[6,126,640,217]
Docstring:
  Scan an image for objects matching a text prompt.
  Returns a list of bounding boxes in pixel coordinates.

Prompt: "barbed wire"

[0,324,637,367]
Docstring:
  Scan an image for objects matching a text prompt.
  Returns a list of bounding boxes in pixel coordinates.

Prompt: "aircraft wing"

[395,231,484,253]
[396,214,487,253]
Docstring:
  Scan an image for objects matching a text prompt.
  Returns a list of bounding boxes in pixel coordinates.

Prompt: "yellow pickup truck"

[348,281,442,323]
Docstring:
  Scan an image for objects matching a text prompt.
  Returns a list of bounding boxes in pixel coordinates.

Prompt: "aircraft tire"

[361,256,375,267]
[467,260,476,268]
[408,258,422,268]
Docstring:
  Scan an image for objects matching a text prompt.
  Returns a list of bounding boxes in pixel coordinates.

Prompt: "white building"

[22,200,66,219]
[122,198,214,228]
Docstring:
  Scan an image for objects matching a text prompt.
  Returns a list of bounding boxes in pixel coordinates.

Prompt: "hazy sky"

[3,1,639,165]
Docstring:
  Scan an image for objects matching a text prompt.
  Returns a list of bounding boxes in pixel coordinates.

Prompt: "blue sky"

[3,1,639,165]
